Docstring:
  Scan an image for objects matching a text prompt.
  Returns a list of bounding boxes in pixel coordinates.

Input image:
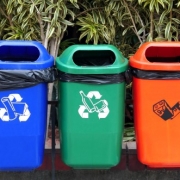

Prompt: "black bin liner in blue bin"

[0,41,55,90]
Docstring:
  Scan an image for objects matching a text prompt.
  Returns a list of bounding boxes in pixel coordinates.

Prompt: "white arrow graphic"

[19,108,31,122]
[87,91,102,99]
[8,94,23,102]
[78,91,110,119]
[98,106,109,119]
[78,105,89,118]
[0,108,8,121]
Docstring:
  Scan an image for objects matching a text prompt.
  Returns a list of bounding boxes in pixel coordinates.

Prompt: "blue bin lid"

[0,40,54,70]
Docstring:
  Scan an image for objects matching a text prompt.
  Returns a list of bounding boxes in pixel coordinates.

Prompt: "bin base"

[0,167,37,171]
[147,164,180,168]
[61,132,121,170]
[68,165,114,170]
[0,135,45,171]
[73,167,110,170]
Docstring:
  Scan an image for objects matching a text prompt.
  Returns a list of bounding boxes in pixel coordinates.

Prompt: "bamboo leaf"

[45,4,56,13]
[159,10,168,24]
[172,8,180,15]
[165,22,171,39]
[21,21,28,30]
[167,32,172,41]
[48,26,55,38]
[137,26,146,35]
[177,1,180,7]
[42,17,51,22]
[60,19,74,26]
[24,31,32,40]
[172,35,178,41]
[17,5,23,14]
[0,19,7,28]
[29,4,35,15]
[79,29,89,41]
[56,22,62,36]
[154,37,167,41]
[172,18,180,24]
[99,11,105,25]
[53,8,59,22]
[92,11,98,24]
[18,10,27,23]
[122,27,130,36]
[67,9,75,21]
[147,33,153,41]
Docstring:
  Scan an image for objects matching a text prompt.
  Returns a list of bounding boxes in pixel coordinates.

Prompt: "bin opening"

[0,46,40,62]
[145,46,180,63]
[73,50,115,66]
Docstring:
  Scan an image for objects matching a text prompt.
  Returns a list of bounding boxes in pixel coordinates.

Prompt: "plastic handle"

[130,42,180,71]
[61,44,125,66]
[0,40,49,61]
[56,44,128,74]
[68,45,118,59]
[140,42,180,62]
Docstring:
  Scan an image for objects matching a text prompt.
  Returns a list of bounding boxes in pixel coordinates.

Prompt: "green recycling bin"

[56,45,128,169]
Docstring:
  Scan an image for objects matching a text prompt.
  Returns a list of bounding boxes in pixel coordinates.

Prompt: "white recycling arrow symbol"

[0,94,31,122]
[87,91,102,99]
[78,91,110,119]
[78,105,89,118]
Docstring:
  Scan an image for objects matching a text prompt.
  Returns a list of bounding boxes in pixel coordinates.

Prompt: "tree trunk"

[150,11,154,41]
[46,38,58,140]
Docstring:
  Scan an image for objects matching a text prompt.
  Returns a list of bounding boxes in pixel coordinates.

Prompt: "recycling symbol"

[0,94,31,122]
[78,91,109,119]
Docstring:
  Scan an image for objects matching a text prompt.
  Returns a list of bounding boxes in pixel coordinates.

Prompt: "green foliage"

[76,13,111,44]
[0,0,180,57]
[138,0,169,13]
[0,0,78,57]
[58,38,77,55]
[123,125,135,142]
[75,0,117,44]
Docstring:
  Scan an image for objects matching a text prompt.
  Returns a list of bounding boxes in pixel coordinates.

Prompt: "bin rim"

[129,42,180,71]
[0,40,54,70]
[55,44,128,74]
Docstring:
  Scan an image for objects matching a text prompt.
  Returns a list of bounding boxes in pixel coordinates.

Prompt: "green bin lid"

[56,45,128,74]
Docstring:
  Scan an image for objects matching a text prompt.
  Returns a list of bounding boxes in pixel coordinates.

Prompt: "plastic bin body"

[130,42,180,168]
[0,40,54,171]
[56,45,128,169]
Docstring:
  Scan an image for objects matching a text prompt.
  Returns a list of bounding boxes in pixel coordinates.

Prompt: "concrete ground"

[1,169,180,180]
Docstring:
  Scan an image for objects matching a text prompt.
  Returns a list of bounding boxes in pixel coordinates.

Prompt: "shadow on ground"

[0,169,180,180]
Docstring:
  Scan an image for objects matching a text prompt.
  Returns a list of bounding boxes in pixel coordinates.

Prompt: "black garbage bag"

[0,67,56,90]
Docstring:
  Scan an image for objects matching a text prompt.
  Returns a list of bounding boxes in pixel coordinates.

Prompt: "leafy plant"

[123,125,135,142]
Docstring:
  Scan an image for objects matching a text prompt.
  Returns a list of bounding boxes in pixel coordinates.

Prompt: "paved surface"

[1,169,180,180]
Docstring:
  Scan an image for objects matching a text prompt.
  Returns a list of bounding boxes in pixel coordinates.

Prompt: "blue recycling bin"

[0,40,54,171]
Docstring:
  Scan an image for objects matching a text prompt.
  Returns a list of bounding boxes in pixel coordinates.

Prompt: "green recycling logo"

[78,91,109,119]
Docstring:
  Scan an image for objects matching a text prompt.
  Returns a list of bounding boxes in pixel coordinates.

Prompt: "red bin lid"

[129,42,180,71]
